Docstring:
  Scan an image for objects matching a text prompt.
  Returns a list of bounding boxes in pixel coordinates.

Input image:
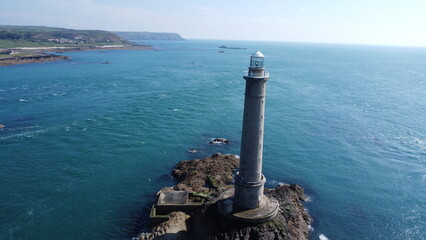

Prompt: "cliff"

[114,31,185,41]
[137,153,311,240]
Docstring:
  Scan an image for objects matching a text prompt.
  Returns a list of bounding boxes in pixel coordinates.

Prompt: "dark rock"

[209,138,230,144]
[172,153,239,193]
[138,211,190,240]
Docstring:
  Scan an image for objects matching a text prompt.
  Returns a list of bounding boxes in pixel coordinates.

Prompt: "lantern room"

[250,51,265,68]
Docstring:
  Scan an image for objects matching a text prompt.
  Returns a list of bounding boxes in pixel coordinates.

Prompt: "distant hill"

[114,31,185,41]
[0,25,135,48]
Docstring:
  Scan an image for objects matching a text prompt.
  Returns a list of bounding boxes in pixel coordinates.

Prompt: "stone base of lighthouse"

[234,172,266,209]
[217,175,279,224]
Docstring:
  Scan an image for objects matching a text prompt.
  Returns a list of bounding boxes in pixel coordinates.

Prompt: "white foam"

[268,179,279,186]
[26,208,34,217]
[278,182,287,187]
[413,137,425,150]
[0,129,48,141]
[397,136,426,150]
[188,149,201,153]
[319,234,329,240]
[19,99,28,102]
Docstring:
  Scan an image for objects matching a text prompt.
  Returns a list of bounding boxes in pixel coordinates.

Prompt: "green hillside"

[0,25,135,48]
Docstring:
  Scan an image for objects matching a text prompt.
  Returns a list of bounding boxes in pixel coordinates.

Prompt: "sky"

[1,0,426,47]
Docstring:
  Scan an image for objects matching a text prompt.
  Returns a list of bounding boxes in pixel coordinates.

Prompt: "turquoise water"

[0,40,425,240]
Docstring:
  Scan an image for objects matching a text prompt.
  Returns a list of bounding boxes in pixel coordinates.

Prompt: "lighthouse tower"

[230,51,278,222]
[234,51,268,209]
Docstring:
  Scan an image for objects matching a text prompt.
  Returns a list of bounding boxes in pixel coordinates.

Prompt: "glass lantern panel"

[251,57,264,68]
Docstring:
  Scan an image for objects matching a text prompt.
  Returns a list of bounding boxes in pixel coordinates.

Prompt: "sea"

[0,40,425,240]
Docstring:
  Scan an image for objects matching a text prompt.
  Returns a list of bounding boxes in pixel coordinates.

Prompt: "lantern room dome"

[251,51,264,58]
[249,51,265,68]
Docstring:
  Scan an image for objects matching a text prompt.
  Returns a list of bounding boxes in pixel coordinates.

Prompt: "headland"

[0,25,157,66]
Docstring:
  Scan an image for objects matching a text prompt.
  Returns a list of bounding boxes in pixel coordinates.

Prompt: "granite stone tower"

[231,51,278,222]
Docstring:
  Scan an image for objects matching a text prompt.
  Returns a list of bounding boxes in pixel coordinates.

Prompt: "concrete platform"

[157,191,188,205]
[230,195,279,224]
[151,189,205,218]
[218,187,279,224]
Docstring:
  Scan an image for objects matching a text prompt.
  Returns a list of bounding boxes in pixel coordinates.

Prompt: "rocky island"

[218,46,247,50]
[136,153,311,240]
[136,51,311,240]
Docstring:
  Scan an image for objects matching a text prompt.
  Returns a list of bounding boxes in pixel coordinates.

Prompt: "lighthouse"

[230,51,278,222]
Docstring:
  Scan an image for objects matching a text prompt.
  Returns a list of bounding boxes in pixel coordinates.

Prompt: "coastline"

[0,53,70,66]
[0,44,153,66]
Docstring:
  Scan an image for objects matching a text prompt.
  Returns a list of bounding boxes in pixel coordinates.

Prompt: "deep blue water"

[0,40,425,240]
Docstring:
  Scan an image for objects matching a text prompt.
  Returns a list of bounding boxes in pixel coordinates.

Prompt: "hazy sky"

[1,0,426,46]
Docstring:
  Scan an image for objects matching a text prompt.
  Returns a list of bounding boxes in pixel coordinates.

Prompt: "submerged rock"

[188,148,202,153]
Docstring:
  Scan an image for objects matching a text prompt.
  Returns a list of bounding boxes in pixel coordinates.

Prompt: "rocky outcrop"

[212,184,311,240]
[267,184,311,239]
[138,212,190,240]
[137,153,312,240]
[209,138,230,144]
[173,153,239,193]
[0,54,69,66]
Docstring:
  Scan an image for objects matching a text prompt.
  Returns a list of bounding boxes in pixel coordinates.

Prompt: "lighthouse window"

[250,57,264,68]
